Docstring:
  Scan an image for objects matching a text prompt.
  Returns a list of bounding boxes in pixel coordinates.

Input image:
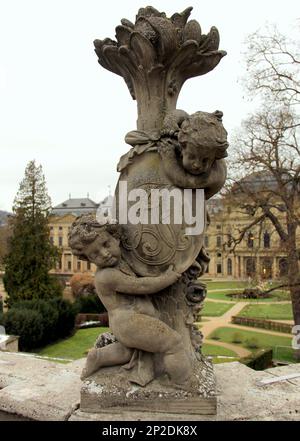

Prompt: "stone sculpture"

[69,6,228,414]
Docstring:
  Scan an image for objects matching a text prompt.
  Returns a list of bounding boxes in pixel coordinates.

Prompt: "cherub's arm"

[204,159,227,199]
[162,109,189,135]
[159,144,226,199]
[97,266,180,295]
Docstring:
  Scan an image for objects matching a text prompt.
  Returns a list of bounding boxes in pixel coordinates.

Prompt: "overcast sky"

[0,0,298,212]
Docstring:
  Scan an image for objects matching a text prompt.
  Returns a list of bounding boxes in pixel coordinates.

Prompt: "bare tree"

[245,24,300,109]
[227,104,300,358]
[226,25,300,359]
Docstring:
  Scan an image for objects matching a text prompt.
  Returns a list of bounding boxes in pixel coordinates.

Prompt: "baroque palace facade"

[49,197,99,276]
[204,198,293,280]
[49,194,296,280]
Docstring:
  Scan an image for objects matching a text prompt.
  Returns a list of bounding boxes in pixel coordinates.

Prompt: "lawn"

[201,301,233,317]
[202,342,239,364]
[36,327,109,360]
[237,303,293,320]
[205,281,247,291]
[208,327,296,363]
[206,282,290,303]
[202,343,237,357]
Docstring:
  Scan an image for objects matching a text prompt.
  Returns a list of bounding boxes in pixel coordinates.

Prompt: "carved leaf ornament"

[94,6,226,103]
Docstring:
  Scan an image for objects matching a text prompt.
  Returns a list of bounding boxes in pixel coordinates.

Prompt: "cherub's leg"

[113,313,192,385]
[81,342,133,380]
[163,345,192,385]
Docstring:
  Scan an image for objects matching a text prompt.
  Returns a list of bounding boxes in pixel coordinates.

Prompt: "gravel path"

[199,302,251,357]
[199,299,293,358]
[205,338,251,357]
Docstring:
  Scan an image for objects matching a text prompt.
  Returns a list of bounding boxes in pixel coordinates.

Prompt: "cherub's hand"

[159,137,175,151]
[161,127,178,137]
[165,265,181,283]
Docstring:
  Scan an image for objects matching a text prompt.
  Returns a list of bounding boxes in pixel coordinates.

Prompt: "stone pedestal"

[80,356,216,415]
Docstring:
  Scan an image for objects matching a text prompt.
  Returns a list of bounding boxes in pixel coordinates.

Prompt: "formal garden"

[205,280,291,302]
[14,279,293,370]
[208,327,294,363]
[1,267,297,368]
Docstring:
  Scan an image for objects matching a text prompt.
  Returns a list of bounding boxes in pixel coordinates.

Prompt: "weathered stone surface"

[0,335,19,352]
[66,6,229,394]
[94,6,226,130]
[0,352,83,421]
[214,362,300,421]
[80,357,216,415]
[75,362,300,421]
[0,354,299,420]
[0,410,32,421]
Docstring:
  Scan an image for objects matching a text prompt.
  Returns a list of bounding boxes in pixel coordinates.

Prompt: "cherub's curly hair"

[177,110,228,159]
[68,214,120,261]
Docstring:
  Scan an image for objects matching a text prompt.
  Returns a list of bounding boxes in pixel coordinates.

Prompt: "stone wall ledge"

[0,352,299,421]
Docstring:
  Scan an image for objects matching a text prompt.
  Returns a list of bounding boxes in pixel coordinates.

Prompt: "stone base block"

[80,356,216,415]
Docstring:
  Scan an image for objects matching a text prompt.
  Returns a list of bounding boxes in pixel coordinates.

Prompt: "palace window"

[216,236,222,247]
[58,236,63,246]
[261,258,272,279]
[263,232,270,248]
[279,258,288,277]
[77,261,81,271]
[227,258,232,276]
[246,257,256,276]
[204,235,209,247]
[247,232,254,248]
[217,263,222,274]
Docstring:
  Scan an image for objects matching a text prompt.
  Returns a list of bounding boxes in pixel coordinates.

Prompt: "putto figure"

[69,215,192,386]
[159,110,228,198]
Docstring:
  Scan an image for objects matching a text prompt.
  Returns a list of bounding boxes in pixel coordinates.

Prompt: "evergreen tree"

[3,160,61,305]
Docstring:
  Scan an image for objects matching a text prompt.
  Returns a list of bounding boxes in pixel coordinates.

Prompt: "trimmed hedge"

[49,298,76,339]
[11,299,59,345]
[241,348,273,371]
[73,294,106,314]
[1,298,76,351]
[3,308,45,351]
[232,315,293,334]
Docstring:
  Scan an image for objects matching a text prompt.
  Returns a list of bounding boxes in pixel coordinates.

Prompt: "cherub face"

[83,231,121,268]
[181,141,216,175]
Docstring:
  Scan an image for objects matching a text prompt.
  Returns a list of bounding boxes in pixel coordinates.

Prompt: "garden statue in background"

[69,5,228,414]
